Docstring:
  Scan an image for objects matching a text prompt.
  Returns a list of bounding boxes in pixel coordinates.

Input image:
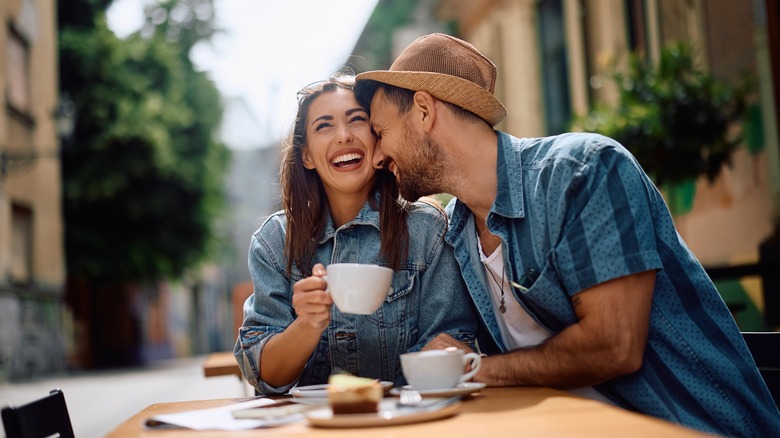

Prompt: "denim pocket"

[386,270,416,302]
[367,270,417,328]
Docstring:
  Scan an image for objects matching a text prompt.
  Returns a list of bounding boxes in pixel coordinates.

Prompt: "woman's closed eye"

[314,121,333,131]
[349,114,367,124]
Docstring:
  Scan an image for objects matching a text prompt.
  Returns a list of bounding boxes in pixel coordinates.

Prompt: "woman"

[234,72,478,394]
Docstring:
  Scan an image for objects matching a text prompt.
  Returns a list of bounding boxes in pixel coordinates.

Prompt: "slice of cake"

[327,374,383,414]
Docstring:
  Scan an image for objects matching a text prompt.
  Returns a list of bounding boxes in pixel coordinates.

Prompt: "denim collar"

[318,193,381,244]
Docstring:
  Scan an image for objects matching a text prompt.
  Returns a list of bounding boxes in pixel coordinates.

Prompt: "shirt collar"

[447,131,525,242]
[493,131,525,219]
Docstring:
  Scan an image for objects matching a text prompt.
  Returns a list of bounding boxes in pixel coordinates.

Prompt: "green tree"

[59,0,229,366]
[350,0,426,72]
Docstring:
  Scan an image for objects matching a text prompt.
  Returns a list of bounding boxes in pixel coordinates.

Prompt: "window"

[5,24,35,171]
[6,26,31,113]
[11,204,33,284]
[537,0,572,135]
[625,0,648,55]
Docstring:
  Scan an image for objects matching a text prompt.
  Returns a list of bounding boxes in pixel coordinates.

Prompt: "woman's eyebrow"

[311,114,334,125]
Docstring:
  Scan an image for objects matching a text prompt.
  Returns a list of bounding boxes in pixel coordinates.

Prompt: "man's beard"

[393,127,448,201]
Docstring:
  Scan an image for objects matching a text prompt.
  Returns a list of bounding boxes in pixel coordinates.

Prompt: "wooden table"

[202,352,241,379]
[105,387,710,437]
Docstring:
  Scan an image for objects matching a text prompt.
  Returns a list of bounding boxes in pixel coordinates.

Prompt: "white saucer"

[291,381,394,398]
[306,398,461,428]
[389,382,486,397]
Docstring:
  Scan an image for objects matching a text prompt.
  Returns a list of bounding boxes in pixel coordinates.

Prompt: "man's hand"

[422,333,475,352]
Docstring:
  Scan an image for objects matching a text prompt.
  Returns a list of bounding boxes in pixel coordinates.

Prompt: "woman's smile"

[331,150,365,170]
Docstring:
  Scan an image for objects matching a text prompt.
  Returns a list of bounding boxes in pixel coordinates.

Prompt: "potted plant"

[571,42,748,194]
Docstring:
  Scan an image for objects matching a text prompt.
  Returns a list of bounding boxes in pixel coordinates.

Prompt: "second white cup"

[325,263,393,314]
[400,349,482,391]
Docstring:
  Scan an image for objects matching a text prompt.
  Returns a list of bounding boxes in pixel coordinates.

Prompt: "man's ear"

[412,91,437,132]
[302,148,315,169]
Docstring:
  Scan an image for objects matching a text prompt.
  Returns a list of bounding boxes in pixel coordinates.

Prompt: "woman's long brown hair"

[280,72,410,276]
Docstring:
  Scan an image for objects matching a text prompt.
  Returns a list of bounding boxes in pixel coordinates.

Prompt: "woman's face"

[302,87,377,200]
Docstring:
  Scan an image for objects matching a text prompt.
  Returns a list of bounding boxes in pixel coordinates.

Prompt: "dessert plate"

[305,399,461,428]
[291,381,394,398]
[389,382,486,398]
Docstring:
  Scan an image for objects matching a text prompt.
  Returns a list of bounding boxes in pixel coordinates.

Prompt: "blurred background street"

[0,355,246,437]
[1,0,780,436]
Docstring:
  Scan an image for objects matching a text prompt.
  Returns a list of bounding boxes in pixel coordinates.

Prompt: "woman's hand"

[291,263,333,330]
[260,264,332,387]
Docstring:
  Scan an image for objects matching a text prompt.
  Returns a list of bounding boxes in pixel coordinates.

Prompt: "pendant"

[499,302,506,313]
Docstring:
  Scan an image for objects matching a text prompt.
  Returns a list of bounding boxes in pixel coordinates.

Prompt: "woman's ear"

[302,148,315,169]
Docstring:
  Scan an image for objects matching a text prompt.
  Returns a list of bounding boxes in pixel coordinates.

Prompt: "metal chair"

[742,331,780,406]
[1,388,75,438]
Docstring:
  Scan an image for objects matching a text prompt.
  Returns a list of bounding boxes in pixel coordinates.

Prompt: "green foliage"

[571,43,749,187]
[350,0,433,72]
[59,2,230,282]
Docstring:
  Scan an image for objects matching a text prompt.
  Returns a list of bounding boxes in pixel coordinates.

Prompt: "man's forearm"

[474,321,642,388]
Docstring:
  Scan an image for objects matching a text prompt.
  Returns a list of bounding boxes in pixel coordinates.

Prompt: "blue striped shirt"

[446,131,780,437]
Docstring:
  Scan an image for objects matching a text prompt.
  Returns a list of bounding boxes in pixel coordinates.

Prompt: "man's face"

[369,89,447,201]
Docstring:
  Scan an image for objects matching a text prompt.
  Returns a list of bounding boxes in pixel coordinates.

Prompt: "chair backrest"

[742,331,780,406]
[1,388,75,438]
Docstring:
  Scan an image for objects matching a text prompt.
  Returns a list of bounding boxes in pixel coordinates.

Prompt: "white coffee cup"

[400,349,482,391]
[325,263,393,315]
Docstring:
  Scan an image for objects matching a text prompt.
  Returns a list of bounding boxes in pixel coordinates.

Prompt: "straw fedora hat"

[356,33,507,127]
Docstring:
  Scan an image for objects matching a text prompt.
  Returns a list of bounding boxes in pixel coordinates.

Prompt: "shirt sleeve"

[553,142,664,295]
[233,221,300,395]
[406,204,479,352]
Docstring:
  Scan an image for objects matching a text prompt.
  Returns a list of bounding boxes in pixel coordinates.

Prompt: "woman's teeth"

[332,153,362,166]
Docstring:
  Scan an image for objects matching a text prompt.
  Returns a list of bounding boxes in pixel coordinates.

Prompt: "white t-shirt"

[479,245,549,349]
[478,238,613,405]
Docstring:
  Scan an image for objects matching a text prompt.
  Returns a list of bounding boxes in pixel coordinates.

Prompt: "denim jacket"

[235,198,478,395]
[446,131,780,437]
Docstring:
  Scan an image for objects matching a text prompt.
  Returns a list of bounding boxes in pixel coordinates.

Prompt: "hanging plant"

[572,42,749,187]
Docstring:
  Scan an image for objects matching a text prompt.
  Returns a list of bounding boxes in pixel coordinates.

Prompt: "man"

[355,33,780,437]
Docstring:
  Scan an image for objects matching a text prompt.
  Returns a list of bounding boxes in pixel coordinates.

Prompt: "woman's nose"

[336,125,353,143]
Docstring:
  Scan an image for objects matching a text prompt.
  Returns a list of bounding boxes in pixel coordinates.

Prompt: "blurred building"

[218,96,282,343]
[352,0,780,329]
[185,96,281,355]
[0,0,69,380]
[218,96,282,293]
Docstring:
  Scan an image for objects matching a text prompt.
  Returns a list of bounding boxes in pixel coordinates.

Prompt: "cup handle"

[460,352,482,382]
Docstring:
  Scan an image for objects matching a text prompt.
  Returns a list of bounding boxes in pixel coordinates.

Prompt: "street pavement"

[0,355,248,437]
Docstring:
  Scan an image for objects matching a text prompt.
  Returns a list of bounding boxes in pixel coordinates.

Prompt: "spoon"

[397,388,423,407]
[396,389,462,411]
